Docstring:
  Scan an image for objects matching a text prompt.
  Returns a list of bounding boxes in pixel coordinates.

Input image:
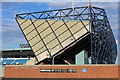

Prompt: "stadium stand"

[0,58,30,65]
[12,59,30,65]
[2,59,14,65]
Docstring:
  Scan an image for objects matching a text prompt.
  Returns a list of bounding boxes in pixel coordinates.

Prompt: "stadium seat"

[2,59,14,65]
[0,58,30,65]
[3,58,7,60]
[12,59,30,65]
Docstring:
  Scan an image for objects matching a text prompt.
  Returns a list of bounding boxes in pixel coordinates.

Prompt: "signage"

[40,69,77,73]
[82,68,87,72]
[20,44,30,48]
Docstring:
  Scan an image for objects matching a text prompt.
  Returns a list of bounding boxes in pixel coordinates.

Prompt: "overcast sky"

[1,1,119,63]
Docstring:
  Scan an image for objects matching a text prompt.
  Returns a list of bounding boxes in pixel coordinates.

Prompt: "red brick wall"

[4,65,119,79]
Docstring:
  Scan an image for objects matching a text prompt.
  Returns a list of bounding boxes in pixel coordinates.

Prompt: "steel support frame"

[16,6,117,64]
